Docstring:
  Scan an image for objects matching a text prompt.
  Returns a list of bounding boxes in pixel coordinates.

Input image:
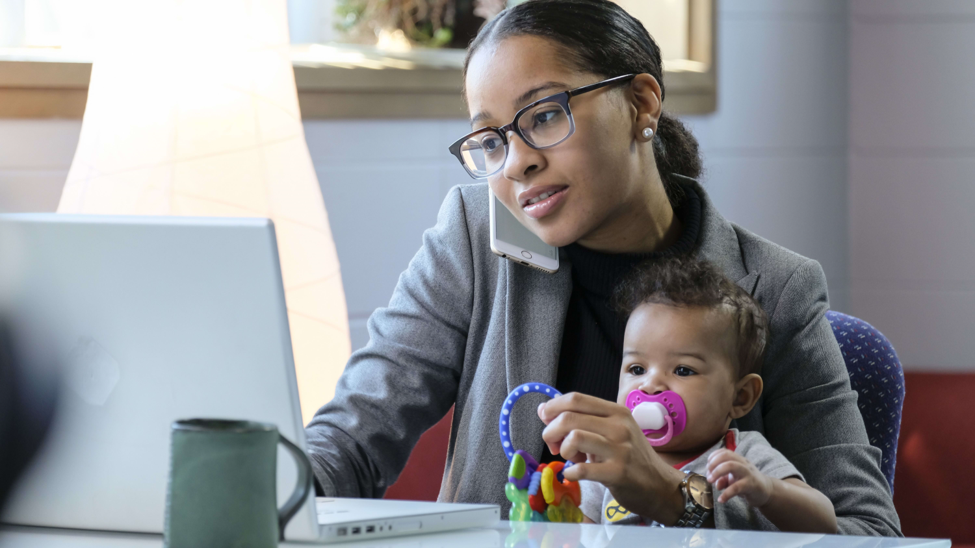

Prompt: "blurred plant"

[336,0,456,48]
[472,0,505,21]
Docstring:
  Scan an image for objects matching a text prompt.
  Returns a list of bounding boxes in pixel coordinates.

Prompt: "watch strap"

[675,471,712,528]
[674,504,710,528]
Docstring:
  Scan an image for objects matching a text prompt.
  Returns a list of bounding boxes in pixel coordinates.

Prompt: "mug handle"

[277,434,314,541]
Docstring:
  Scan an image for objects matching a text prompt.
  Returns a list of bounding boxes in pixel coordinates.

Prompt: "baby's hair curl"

[614,256,769,378]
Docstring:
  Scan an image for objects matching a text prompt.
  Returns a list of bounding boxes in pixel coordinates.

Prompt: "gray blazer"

[305,177,902,536]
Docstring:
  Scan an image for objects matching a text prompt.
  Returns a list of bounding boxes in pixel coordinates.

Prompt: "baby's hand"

[705,449,773,507]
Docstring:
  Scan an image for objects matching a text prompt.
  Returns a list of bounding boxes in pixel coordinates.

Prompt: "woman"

[305,0,900,535]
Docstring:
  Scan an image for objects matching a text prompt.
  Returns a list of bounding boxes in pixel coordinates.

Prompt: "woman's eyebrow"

[514,81,569,107]
[469,81,571,127]
[470,111,492,126]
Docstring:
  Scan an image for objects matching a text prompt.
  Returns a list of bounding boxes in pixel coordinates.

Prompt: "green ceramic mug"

[163,419,313,548]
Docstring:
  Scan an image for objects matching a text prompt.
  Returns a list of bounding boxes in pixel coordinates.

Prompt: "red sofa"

[893,372,975,546]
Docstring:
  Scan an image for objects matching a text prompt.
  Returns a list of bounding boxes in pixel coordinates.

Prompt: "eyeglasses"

[448,74,637,179]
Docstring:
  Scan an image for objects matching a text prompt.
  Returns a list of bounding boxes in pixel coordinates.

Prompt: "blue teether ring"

[500,383,563,462]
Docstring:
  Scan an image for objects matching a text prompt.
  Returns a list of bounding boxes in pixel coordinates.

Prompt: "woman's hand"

[537,392,687,525]
[705,449,773,506]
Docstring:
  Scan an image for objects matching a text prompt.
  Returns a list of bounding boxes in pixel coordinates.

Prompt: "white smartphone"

[489,188,559,273]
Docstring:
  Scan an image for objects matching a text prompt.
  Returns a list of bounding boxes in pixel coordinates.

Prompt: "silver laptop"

[0,214,499,543]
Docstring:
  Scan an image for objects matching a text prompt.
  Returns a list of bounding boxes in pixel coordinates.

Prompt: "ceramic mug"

[163,419,312,548]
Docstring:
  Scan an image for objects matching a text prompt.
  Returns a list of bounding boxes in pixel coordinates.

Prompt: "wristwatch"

[674,471,713,528]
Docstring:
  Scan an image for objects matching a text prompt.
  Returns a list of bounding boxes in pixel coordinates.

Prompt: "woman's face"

[465,35,656,248]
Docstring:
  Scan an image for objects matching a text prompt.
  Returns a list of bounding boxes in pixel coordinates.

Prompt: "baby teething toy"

[625,389,687,446]
[499,383,583,523]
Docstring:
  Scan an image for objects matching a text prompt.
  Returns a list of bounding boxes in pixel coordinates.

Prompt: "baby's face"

[617,302,740,454]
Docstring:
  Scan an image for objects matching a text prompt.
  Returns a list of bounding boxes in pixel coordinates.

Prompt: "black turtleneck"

[542,187,702,462]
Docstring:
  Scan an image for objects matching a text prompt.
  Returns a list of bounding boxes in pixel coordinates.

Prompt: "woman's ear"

[730,373,763,420]
[628,73,663,139]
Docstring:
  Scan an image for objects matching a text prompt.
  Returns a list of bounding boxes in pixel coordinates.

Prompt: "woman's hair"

[613,256,769,378]
[463,0,703,206]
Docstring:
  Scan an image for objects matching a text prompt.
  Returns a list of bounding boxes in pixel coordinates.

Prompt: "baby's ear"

[730,374,763,419]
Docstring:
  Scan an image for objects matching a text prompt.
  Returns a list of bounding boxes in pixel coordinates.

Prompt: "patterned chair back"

[825,310,904,493]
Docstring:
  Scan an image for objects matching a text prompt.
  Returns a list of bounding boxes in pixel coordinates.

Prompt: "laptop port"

[366,525,375,533]
[337,527,347,537]
[352,527,361,535]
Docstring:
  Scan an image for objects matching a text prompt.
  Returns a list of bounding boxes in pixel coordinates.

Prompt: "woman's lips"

[522,187,568,220]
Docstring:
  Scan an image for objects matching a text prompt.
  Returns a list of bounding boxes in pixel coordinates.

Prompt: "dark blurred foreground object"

[0,320,58,512]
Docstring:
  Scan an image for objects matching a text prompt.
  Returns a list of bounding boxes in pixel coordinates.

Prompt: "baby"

[539,256,837,532]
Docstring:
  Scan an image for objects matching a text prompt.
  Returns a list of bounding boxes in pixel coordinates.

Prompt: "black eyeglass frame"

[448,73,637,179]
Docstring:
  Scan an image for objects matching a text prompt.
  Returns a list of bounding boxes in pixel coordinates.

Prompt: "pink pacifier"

[625,390,687,447]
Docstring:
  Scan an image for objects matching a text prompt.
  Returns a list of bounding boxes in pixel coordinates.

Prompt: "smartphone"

[489,188,559,273]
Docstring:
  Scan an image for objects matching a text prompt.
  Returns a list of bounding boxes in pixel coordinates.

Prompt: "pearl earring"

[642,127,654,140]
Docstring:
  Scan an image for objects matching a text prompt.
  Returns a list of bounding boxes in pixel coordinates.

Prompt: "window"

[0,0,715,119]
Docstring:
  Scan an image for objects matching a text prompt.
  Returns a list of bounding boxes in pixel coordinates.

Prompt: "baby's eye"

[628,364,646,376]
[675,366,696,377]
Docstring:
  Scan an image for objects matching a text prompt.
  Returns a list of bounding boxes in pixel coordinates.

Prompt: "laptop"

[0,214,499,543]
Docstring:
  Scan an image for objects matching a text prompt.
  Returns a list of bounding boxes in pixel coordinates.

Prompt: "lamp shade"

[58,0,350,424]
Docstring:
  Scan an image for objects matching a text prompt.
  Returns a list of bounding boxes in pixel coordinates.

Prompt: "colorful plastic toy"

[500,383,583,523]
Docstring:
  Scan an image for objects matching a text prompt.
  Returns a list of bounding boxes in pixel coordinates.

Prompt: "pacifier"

[625,390,687,447]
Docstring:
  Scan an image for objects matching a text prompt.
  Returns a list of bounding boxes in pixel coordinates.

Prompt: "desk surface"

[0,522,952,548]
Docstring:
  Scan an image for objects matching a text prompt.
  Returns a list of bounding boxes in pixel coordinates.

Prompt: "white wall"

[305,119,472,350]
[0,120,79,212]
[848,0,975,371]
[684,0,850,313]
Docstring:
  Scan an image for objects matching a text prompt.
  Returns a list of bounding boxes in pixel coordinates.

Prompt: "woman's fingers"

[542,410,621,440]
[537,393,640,457]
[562,460,622,484]
[559,429,613,464]
[541,410,628,455]
[538,392,623,424]
[561,461,591,482]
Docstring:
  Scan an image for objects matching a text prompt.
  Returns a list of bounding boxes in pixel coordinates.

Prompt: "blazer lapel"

[503,253,573,461]
[737,271,761,296]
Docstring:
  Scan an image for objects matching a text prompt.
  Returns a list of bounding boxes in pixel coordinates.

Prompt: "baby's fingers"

[717,477,755,504]
[706,449,744,473]
[713,472,735,491]
[706,460,749,485]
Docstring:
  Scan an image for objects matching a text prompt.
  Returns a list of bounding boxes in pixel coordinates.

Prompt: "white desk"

[0,522,952,548]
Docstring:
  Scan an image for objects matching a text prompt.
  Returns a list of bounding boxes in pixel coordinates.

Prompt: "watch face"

[687,475,714,510]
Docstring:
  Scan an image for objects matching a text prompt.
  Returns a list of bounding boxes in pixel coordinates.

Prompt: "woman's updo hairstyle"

[464,0,702,206]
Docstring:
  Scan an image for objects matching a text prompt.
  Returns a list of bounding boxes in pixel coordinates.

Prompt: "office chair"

[826,310,904,493]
